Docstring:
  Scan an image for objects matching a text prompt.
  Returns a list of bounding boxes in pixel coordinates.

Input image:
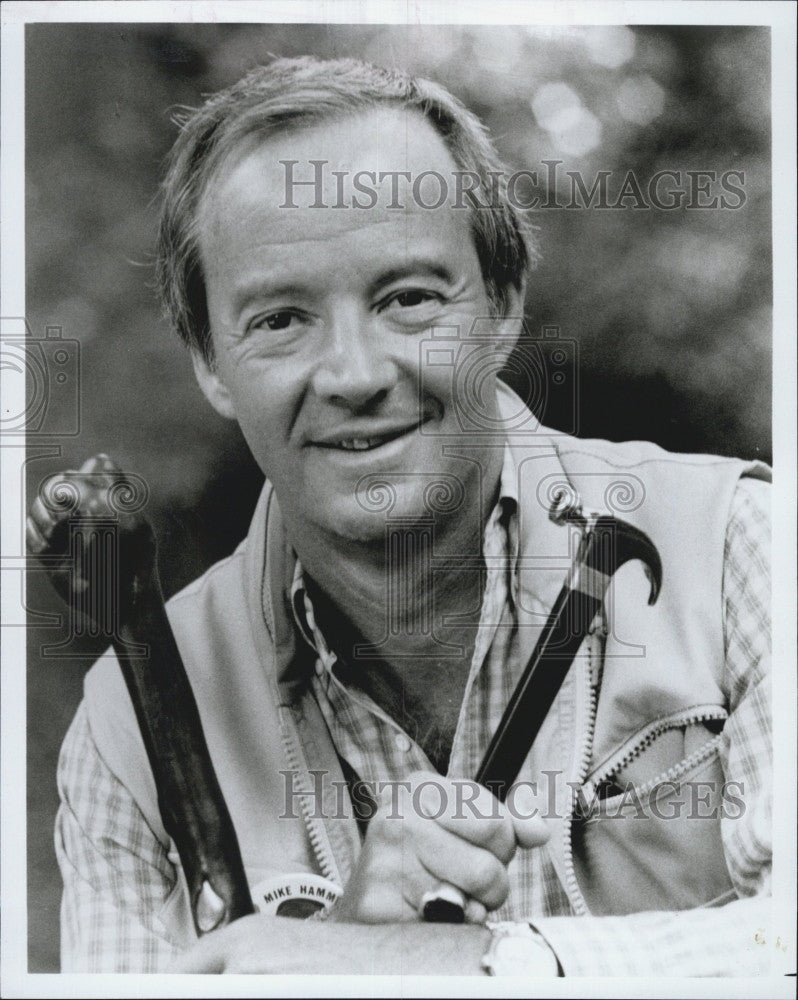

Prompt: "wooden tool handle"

[28,456,254,934]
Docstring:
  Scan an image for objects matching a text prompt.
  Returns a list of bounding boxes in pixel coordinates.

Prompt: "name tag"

[251,872,342,919]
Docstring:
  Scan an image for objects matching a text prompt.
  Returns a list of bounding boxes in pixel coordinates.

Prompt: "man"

[39,57,772,975]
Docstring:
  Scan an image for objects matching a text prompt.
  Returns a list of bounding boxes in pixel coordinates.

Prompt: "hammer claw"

[591,515,663,606]
[645,563,662,605]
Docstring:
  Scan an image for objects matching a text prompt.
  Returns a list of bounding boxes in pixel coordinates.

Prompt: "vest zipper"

[580,704,729,804]
[611,729,726,802]
[279,705,339,883]
[559,632,730,916]
[560,634,600,916]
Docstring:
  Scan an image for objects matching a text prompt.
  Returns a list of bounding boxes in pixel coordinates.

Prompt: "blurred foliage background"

[24,22,771,971]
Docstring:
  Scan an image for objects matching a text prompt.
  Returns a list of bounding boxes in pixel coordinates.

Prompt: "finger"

[413,776,516,865]
[28,487,76,543]
[75,455,124,508]
[513,813,551,850]
[96,452,122,474]
[29,479,98,565]
[341,808,441,923]
[79,453,122,476]
[26,513,51,554]
[464,898,488,925]
[375,789,512,912]
[366,852,438,923]
[506,784,552,849]
[414,824,510,911]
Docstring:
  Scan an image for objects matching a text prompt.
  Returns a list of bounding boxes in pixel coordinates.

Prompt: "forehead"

[196,108,473,270]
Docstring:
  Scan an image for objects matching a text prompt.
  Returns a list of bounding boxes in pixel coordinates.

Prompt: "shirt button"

[394,733,412,753]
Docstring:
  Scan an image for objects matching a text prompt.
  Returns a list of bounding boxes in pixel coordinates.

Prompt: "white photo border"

[2,2,795,997]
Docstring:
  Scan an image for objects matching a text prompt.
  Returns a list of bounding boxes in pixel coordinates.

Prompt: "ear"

[191,350,237,420]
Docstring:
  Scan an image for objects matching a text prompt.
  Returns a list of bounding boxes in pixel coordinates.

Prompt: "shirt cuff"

[534,895,774,977]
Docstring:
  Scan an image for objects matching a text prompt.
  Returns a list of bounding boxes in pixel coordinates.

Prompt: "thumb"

[507,783,551,849]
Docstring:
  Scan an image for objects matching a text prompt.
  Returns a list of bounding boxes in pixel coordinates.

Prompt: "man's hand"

[329,770,549,925]
[170,913,494,974]
[27,454,156,628]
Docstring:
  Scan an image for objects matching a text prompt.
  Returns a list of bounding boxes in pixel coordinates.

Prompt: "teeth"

[339,438,378,451]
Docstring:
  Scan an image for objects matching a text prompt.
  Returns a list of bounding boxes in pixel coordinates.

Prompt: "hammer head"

[550,493,663,605]
[590,514,663,605]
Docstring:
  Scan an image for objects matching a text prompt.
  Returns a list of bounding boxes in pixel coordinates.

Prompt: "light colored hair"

[156,56,536,363]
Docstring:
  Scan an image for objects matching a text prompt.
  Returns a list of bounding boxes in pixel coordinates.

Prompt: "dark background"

[25,22,771,971]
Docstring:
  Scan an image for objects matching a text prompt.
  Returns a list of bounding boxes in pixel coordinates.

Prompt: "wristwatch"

[481,921,562,977]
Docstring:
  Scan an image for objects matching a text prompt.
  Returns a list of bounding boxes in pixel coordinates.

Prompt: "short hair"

[156,56,536,364]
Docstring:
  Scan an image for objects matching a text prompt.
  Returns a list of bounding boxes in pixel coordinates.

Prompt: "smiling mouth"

[337,438,391,451]
[313,422,424,452]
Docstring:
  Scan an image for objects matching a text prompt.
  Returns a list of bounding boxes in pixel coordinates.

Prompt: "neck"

[283,452,504,773]
[287,451,503,657]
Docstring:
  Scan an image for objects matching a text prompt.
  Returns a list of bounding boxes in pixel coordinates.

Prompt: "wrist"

[389,922,492,976]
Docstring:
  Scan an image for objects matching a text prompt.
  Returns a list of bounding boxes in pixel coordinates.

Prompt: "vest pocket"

[571,719,738,915]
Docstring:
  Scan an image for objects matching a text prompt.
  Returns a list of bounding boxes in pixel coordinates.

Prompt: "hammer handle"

[475,586,601,794]
[28,457,255,934]
[114,575,255,933]
[422,511,613,923]
[421,585,600,923]
[423,509,662,923]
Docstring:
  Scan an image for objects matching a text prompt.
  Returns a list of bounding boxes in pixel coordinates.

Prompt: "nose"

[310,307,398,409]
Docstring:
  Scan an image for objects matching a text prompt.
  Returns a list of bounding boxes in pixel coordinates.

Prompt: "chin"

[317,490,436,546]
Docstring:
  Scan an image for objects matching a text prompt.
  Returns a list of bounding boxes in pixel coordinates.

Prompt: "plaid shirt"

[55,471,772,974]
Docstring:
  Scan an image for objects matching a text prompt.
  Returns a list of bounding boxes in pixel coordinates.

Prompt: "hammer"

[27,455,254,935]
[420,488,663,922]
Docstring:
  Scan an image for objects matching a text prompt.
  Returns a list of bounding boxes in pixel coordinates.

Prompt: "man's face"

[195,108,521,543]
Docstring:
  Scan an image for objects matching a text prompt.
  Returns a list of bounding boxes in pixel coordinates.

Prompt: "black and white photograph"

[1,1,795,994]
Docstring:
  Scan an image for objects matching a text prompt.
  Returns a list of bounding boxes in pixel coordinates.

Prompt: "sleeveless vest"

[82,385,770,945]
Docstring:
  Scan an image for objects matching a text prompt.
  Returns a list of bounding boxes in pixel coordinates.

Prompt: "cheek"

[216,350,287,416]
[418,364,456,408]
[426,341,508,425]
[215,366,292,456]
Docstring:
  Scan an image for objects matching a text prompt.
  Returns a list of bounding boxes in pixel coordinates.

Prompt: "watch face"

[496,933,536,968]
[487,927,559,977]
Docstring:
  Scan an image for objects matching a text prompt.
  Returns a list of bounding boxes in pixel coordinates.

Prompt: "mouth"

[310,420,426,453]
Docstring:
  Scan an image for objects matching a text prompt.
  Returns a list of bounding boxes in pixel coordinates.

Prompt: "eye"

[249,309,305,334]
[382,289,443,311]
[393,290,436,308]
[262,311,294,331]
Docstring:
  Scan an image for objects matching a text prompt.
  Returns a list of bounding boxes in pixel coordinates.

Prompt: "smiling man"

[192,103,505,550]
[189,101,522,768]
[51,57,773,976]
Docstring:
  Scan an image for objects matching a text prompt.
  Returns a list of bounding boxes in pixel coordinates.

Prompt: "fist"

[27,454,156,629]
[330,770,550,925]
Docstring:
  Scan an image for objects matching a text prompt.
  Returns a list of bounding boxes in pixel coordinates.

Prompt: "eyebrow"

[231,258,458,317]
[367,259,458,297]
[230,281,311,318]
